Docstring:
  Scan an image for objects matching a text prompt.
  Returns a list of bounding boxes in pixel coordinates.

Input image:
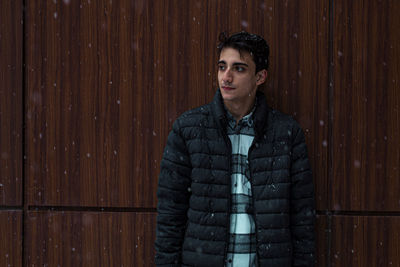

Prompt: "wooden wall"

[0,0,398,266]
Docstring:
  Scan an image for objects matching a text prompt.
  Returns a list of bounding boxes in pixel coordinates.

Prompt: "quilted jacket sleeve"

[290,124,316,267]
[155,119,192,266]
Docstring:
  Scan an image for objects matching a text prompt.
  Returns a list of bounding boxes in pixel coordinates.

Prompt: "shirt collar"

[225,100,256,129]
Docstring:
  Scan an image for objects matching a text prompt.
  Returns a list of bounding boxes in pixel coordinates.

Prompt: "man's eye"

[218,65,225,71]
[235,66,245,72]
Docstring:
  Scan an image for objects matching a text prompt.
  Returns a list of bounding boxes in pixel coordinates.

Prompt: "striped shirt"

[225,108,257,267]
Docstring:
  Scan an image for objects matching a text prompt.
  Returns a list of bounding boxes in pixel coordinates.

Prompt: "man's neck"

[224,97,256,123]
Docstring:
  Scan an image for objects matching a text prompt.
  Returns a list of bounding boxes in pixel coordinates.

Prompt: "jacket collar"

[226,105,255,130]
[210,88,270,137]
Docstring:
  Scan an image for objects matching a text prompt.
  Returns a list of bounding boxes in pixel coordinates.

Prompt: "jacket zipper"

[222,131,232,266]
[248,137,261,267]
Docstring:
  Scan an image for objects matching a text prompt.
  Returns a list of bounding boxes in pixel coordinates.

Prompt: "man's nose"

[223,69,233,83]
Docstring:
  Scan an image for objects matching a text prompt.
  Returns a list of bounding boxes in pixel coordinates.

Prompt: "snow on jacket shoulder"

[155,89,315,267]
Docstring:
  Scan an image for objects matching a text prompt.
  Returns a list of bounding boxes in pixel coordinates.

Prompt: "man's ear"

[256,69,268,86]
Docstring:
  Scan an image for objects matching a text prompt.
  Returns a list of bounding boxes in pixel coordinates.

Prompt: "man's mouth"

[222,86,235,91]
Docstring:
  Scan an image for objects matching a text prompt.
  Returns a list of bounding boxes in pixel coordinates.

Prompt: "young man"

[155,32,315,267]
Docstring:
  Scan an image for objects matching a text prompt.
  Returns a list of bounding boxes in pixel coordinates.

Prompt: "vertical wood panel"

[316,215,329,266]
[25,0,169,207]
[363,216,400,266]
[26,0,329,210]
[264,0,330,210]
[25,211,156,266]
[0,211,22,267]
[0,0,22,205]
[332,0,400,211]
[331,216,400,266]
[331,216,363,266]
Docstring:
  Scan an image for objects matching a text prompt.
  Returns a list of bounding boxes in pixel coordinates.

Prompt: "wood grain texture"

[331,216,400,266]
[332,0,400,211]
[262,0,330,211]
[0,0,22,205]
[25,211,156,266]
[316,215,329,267]
[25,0,223,207]
[331,216,363,266]
[0,211,22,267]
[363,216,400,266]
[25,0,171,207]
[25,0,329,209]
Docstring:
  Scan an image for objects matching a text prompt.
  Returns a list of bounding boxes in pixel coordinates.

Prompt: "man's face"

[217,47,265,105]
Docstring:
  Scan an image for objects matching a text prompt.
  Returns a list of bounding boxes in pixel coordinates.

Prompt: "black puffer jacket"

[155,90,315,267]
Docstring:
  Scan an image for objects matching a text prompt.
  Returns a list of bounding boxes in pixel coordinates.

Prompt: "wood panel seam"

[22,1,27,266]
[27,205,157,213]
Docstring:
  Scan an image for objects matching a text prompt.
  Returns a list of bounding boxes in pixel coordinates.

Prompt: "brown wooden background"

[0,0,399,266]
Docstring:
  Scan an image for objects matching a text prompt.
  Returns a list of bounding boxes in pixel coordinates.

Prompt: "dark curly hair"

[217,31,270,73]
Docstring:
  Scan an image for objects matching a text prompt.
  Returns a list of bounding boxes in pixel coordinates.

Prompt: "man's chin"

[222,94,237,102]
[220,93,236,102]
